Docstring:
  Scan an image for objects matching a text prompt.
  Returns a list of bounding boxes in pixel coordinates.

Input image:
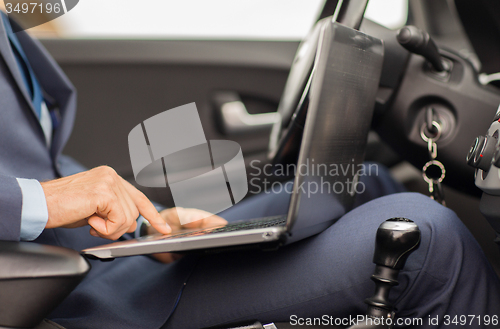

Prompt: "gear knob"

[348,218,421,329]
[373,218,421,270]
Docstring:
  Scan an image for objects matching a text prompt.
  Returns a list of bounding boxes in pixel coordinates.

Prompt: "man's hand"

[41,166,171,240]
[148,207,227,263]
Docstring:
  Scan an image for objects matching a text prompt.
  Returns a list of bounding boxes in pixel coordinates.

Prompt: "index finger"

[120,178,172,234]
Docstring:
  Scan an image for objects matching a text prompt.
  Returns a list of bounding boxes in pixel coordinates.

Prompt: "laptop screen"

[284,21,384,239]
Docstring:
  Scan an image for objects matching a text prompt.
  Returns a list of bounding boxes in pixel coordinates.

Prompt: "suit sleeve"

[0,175,23,241]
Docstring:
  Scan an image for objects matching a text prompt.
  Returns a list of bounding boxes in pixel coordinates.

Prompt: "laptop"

[82,20,384,260]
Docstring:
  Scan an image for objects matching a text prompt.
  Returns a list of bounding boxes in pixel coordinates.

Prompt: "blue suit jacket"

[0,16,76,241]
[0,17,195,328]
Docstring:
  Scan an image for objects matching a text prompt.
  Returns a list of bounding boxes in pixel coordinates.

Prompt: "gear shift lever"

[348,218,421,329]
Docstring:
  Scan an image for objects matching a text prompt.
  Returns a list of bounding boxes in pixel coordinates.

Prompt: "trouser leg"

[218,161,405,222]
[166,193,500,329]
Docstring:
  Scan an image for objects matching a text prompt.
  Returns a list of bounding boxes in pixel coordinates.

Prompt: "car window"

[365,0,408,31]
[1,0,408,39]
[41,0,325,40]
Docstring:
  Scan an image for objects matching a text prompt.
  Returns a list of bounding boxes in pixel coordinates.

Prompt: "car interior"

[1,0,500,328]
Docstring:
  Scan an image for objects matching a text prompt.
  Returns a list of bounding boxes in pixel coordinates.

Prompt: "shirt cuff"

[16,178,48,241]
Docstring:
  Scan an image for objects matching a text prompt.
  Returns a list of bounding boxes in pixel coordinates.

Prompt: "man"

[0,11,499,329]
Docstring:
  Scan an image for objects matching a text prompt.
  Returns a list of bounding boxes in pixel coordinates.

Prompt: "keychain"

[420,108,446,206]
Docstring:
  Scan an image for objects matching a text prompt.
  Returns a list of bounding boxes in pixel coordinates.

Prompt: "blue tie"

[1,12,43,119]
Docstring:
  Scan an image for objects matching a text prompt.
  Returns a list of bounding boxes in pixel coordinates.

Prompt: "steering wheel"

[268,0,370,166]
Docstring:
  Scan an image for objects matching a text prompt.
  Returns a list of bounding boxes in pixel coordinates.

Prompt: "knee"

[357,192,466,235]
[345,192,476,272]
[402,193,470,247]
[397,193,475,258]
[369,194,500,318]
[347,192,464,235]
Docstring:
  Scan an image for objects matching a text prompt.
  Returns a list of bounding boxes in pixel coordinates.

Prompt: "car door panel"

[41,39,299,205]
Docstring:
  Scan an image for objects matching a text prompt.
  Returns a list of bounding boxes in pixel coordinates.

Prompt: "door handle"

[214,92,279,134]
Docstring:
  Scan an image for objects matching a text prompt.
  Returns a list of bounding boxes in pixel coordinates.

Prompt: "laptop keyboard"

[152,214,287,241]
